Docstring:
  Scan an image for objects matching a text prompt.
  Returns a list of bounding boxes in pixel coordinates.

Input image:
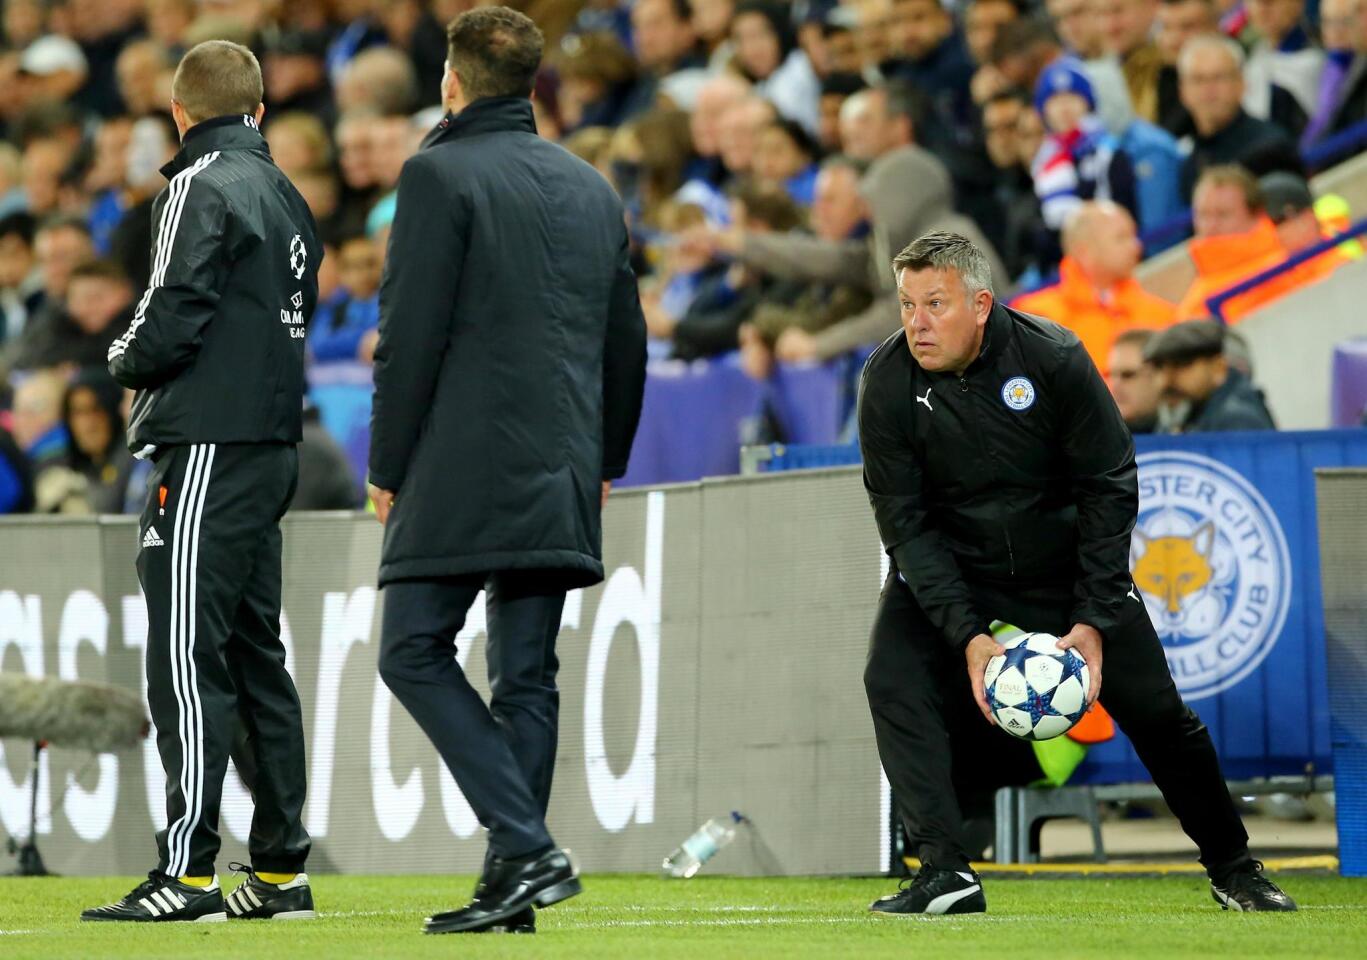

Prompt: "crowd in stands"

[3,0,1367,513]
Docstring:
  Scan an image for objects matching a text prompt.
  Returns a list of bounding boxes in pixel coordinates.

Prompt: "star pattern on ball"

[1059,648,1087,687]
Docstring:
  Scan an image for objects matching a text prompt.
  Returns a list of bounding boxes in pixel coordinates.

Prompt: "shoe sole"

[533,876,583,909]
[81,911,227,923]
[425,877,582,934]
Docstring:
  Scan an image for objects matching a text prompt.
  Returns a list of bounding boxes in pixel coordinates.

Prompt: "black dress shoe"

[425,848,580,934]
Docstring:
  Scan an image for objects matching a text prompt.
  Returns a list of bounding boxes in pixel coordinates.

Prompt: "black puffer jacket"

[858,303,1137,648]
[369,97,647,589]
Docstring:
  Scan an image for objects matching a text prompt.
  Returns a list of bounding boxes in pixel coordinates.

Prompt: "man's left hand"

[1056,623,1103,705]
[368,484,395,525]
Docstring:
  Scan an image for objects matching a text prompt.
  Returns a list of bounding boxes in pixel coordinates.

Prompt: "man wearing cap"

[1145,319,1276,431]
[17,34,89,108]
[1260,170,1354,280]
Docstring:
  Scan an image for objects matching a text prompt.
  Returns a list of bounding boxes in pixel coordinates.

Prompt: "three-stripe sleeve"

[109,153,227,391]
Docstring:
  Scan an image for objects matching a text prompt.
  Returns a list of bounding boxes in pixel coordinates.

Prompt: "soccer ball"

[984,632,1090,741]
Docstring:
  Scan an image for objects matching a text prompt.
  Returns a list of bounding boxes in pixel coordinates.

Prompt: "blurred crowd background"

[1,0,1365,516]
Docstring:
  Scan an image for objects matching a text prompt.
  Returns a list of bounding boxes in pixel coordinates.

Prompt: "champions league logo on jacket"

[1131,452,1291,700]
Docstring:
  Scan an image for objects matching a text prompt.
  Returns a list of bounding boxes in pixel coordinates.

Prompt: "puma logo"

[1130,522,1215,616]
[916,388,934,412]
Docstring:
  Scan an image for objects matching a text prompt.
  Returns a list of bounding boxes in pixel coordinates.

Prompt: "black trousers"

[138,442,310,877]
[864,573,1251,876]
[378,572,565,861]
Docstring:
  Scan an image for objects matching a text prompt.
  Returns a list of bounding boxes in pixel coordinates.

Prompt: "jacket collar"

[935,301,1009,380]
[423,96,537,149]
[163,114,270,177]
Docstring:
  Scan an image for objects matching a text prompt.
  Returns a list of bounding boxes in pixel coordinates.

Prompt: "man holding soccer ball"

[857,232,1295,915]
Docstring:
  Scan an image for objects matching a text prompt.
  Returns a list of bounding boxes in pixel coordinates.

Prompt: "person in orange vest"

[1013,201,1176,375]
[1175,165,1302,322]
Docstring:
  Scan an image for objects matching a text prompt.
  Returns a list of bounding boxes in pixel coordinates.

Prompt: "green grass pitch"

[2,873,1365,959]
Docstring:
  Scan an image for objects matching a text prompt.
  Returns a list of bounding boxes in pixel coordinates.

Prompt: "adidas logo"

[142,526,165,548]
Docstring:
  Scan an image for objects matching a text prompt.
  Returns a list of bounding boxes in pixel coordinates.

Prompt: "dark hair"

[892,232,994,295]
[764,117,819,162]
[730,179,804,232]
[1114,327,1157,350]
[882,80,926,132]
[36,213,92,239]
[172,40,264,123]
[733,2,797,59]
[62,368,124,473]
[990,17,1057,66]
[446,6,545,101]
[69,259,130,285]
[0,212,37,246]
[820,153,868,177]
[820,72,867,98]
[984,87,1031,110]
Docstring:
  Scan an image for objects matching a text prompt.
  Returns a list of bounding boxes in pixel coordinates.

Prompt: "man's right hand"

[368,484,395,525]
[965,633,1005,725]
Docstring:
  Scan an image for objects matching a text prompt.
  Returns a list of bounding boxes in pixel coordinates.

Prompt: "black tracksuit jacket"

[108,114,321,452]
[857,302,1137,649]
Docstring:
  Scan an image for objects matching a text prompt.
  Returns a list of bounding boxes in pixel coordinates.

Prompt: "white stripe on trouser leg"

[163,445,203,876]
[178,444,216,876]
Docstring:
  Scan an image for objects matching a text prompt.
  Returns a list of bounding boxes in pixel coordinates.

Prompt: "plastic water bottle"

[662,812,747,878]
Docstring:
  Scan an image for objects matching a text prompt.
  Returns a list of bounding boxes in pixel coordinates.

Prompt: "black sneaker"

[81,872,226,923]
[224,863,317,920]
[870,864,987,916]
[1210,860,1298,912]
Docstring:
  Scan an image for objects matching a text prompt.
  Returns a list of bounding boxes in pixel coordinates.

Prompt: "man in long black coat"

[367,7,647,935]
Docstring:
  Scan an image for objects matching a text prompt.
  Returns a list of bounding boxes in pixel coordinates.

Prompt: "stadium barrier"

[1314,468,1367,878]
[1,432,1354,876]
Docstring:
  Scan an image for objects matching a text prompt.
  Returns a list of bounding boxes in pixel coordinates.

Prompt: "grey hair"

[1177,33,1245,76]
[892,232,994,297]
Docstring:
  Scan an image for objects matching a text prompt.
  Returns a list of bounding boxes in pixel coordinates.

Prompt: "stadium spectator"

[685,72,752,188]
[2,215,92,374]
[671,181,806,360]
[624,0,709,117]
[692,0,738,71]
[309,235,382,365]
[263,29,336,129]
[1259,170,1352,281]
[374,0,450,103]
[115,40,172,118]
[1177,33,1302,201]
[1107,327,1164,433]
[3,0,45,53]
[989,15,1132,136]
[1013,202,1175,375]
[17,34,89,110]
[817,71,866,152]
[144,0,195,52]
[1029,59,1136,237]
[0,143,22,216]
[751,118,820,206]
[9,259,131,373]
[881,0,975,135]
[730,1,821,134]
[1176,164,1301,321]
[1097,0,1164,125]
[9,368,68,470]
[335,45,420,116]
[334,110,383,238]
[33,367,126,513]
[817,6,863,78]
[1144,319,1277,430]
[21,135,73,218]
[611,107,696,228]
[1242,0,1323,135]
[979,88,1043,280]
[715,94,778,182]
[836,84,914,163]
[0,420,35,514]
[555,32,639,134]
[84,116,134,255]
[1155,0,1219,135]
[108,112,179,290]
[741,156,873,377]
[1047,0,1106,60]
[0,213,42,346]
[1302,0,1367,153]
[963,0,1022,71]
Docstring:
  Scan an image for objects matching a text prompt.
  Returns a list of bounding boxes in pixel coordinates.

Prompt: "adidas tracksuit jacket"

[108,114,319,877]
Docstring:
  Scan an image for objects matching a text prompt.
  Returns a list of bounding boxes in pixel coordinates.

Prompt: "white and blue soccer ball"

[984,632,1090,741]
